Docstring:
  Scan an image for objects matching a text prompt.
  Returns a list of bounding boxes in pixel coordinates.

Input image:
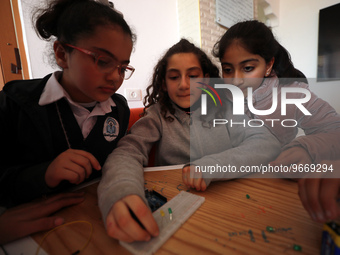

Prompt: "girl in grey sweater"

[98,39,281,242]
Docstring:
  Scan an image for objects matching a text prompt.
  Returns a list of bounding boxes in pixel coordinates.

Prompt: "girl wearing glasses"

[0,0,134,209]
[98,39,280,242]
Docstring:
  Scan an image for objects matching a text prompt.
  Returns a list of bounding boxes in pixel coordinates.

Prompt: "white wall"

[20,0,53,78]
[19,0,179,108]
[273,0,340,113]
[113,1,179,108]
[177,0,201,47]
[19,0,340,111]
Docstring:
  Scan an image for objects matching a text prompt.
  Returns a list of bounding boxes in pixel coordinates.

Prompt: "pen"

[129,208,146,229]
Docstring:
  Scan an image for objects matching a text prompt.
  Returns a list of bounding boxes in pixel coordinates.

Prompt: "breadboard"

[120,191,205,255]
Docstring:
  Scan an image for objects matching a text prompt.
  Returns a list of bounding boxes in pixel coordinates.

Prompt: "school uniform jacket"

[0,74,130,207]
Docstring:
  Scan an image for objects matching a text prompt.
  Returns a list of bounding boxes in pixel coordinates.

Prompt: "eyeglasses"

[64,43,135,80]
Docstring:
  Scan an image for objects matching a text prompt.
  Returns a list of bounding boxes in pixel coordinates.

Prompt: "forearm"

[191,124,281,184]
[298,90,340,134]
[193,135,280,183]
[284,131,340,163]
[98,149,147,225]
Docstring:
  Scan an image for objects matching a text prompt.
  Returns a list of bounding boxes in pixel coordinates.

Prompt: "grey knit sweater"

[98,99,281,223]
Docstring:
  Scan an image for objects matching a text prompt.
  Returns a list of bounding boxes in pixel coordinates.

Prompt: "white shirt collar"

[38,71,116,110]
[38,71,118,138]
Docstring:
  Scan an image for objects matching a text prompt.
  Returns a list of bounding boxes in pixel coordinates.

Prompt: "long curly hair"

[144,38,220,121]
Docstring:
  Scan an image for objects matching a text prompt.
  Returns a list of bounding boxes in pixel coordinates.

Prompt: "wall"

[19,0,179,108]
[113,1,179,108]
[199,0,226,68]
[274,0,340,112]
[18,0,340,111]
[255,0,279,27]
[177,0,201,47]
[176,0,227,71]
[20,0,52,78]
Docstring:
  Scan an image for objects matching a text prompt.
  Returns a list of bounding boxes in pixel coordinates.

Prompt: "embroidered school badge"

[103,117,119,142]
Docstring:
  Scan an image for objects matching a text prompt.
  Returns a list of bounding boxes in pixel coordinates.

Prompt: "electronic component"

[145,189,167,212]
[120,191,205,255]
[266,226,276,232]
[168,208,173,221]
[321,221,340,255]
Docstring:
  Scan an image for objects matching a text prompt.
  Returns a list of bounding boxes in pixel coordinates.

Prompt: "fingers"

[200,179,207,191]
[182,166,196,188]
[107,208,151,243]
[298,178,340,223]
[271,147,312,166]
[46,149,101,187]
[106,195,158,242]
[270,150,293,166]
[37,192,85,217]
[127,197,159,238]
[182,166,190,187]
[298,179,320,221]
[106,213,133,242]
[193,177,203,191]
[0,192,85,244]
[18,216,65,238]
[66,150,102,183]
[319,179,340,221]
[12,192,85,224]
[182,166,206,191]
[72,149,101,171]
[0,213,66,244]
[68,150,100,180]
[114,201,150,242]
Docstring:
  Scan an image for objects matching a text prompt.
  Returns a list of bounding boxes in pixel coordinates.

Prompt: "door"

[0,0,29,89]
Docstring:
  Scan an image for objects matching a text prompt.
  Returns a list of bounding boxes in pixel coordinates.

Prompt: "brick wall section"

[179,0,263,73]
[199,0,227,70]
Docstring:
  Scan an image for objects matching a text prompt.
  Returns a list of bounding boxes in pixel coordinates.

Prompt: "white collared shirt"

[39,71,116,139]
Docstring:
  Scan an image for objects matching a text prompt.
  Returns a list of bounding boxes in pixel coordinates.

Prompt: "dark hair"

[143,38,220,121]
[213,20,307,84]
[34,0,135,46]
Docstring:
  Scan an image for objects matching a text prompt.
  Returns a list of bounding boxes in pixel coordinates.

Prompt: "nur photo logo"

[195,78,312,128]
[197,82,223,107]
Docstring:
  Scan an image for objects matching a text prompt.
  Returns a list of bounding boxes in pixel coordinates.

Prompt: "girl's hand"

[46,149,101,188]
[182,165,207,191]
[0,192,85,245]
[270,146,313,166]
[106,195,159,242]
[298,171,340,223]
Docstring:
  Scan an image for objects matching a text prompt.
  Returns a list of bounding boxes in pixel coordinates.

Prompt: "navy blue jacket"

[0,74,130,207]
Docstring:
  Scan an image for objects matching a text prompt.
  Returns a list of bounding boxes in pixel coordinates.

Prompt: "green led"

[168,208,173,221]
[245,194,257,202]
[266,226,276,232]
[293,244,302,251]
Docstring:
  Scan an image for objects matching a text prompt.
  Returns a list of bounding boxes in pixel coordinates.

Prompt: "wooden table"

[32,169,323,254]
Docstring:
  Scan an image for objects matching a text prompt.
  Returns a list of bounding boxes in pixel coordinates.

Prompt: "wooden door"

[0,0,29,89]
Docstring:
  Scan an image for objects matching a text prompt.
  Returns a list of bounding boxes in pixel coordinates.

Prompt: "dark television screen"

[317,3,340,82]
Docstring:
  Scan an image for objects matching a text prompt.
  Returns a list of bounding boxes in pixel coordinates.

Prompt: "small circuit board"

[145,189,167,212]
